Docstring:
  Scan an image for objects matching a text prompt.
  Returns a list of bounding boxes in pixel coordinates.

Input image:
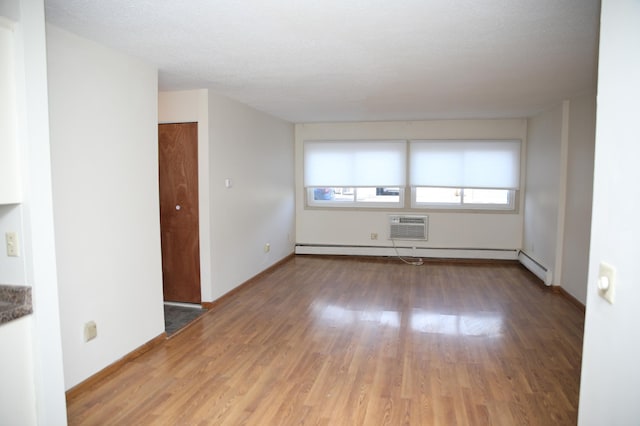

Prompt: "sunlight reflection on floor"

[315,304,503,337]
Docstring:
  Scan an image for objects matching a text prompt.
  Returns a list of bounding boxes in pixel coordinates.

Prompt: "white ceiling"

[43,0,600,123]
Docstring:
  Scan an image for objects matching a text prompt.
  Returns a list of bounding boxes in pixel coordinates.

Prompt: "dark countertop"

[0,285,32,325]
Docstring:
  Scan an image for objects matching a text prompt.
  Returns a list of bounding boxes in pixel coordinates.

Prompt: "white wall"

[0,16,25,286]
[561,93,596,304]
[158,89,212,302]
[295,120,527,254]
[523,94,596,299]
[47,25,164,389]
[579,0,640,423]
[208,93,295,300]
[522,103,564,282]
[0,0,68,423]
[0,20,20,203]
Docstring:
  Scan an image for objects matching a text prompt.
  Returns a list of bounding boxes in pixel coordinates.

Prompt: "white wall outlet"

[370,233,378,240]
[5,232,19,257]
[597,262,616,304]
[264,243,270,253]
[84,321,97,342]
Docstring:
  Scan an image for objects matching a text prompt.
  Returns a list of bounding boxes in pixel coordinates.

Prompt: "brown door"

[158,123,201,303]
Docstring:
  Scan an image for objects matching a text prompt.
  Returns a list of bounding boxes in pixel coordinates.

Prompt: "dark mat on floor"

[164,304,206,335]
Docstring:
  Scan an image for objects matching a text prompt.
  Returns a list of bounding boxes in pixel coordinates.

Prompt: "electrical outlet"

[84,321,97,342]
[264,243,271,253]
[5,232,19,257]
[370,233,378,240]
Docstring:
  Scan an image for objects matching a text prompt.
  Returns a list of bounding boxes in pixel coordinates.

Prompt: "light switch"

[598,262,616,304]
[5,232,18,257]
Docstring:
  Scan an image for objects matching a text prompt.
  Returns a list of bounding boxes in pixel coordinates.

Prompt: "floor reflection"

[315,304,401,328]
[314,304,503,337]
[410,309,503,337]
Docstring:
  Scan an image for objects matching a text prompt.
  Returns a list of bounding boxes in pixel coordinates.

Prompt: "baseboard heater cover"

[295,244,518,260]
[518,250,553,285]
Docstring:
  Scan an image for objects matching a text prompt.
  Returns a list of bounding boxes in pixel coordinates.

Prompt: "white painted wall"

[295,120,527,252]
[0,17,25,287]
[0,0,68,423]
[47,25,164,389]
[522,104,564,282]
[0,1,19,19]
[158,89,212,302]
[561,93,596,304]
[579,0,640,423]
[208,93,295,300]
[522,94,596,297]
[0,20,20,203]
[0,316,37,425]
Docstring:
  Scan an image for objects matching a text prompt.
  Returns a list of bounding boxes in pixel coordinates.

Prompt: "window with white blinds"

[304,140,406,187]
[303,139,521,210]
[409,140,521,189]
[303,140,407,208]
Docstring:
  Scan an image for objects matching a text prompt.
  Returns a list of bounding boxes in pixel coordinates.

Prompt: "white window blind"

[409,140,521,189]
[304,140,406,187]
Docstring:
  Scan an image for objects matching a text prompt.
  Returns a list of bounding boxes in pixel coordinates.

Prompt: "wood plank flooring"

[67,256,584,425]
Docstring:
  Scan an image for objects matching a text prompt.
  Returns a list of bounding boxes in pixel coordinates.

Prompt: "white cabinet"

[0,315,37,425]
[0,21,20,204]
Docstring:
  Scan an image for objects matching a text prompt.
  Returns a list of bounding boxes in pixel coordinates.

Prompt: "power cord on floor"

[391,239,424,266]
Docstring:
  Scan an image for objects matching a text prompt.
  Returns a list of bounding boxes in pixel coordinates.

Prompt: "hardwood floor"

[67,256,584,425]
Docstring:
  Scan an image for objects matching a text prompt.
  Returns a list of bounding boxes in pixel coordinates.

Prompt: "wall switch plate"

[84,321,97,342]
[5,232,18,257]
[597,262,616,304]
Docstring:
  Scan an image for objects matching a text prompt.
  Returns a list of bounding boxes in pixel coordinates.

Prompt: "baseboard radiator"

[295,244,519,260]
[518,250,553,285]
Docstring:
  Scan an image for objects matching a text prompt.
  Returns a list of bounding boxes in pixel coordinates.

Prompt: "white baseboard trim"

[295,244,519,260]
[518,250,553,285]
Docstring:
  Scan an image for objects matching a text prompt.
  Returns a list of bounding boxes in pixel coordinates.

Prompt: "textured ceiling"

[44,0,600,123]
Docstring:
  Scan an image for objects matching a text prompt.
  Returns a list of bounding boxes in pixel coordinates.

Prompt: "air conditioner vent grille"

[398,217,425,224]
[389,215,428,240]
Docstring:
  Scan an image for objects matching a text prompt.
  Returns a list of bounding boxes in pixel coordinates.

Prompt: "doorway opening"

[163,302,206,336]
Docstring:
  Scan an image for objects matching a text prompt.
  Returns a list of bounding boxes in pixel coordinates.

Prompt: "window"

[409,140,520,210]
[303,139,520,211]
[304,140,405,208]
[307,187,403,207]
[413,187,515,209]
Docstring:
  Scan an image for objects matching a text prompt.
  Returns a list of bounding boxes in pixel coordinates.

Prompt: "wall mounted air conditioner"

[389,215,428,240]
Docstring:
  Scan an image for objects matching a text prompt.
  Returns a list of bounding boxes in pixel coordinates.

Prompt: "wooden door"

[158,123,201,303]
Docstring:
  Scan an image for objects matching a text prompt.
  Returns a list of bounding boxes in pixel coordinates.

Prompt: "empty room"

[1,0,640,425]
